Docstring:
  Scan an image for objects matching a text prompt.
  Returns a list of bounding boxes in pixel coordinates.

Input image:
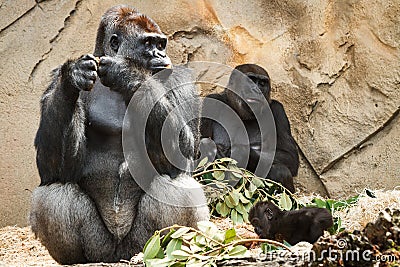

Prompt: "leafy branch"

[143,221,291,266]
[194,157,301,224]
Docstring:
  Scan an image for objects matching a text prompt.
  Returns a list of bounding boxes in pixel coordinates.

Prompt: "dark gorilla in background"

[30,5,209,264]
[201,64,299,192]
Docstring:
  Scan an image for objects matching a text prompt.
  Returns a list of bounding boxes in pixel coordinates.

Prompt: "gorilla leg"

[30,183,117,264]
[118,174,210,258]
[267,163,295,193]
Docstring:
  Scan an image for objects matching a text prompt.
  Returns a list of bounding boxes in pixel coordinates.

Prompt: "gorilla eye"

[144,38,151,47]
[259,80,266,87]
[110,34,120,52]
[157,39,167,50]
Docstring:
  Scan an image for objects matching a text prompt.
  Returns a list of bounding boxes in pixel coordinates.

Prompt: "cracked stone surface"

[0,0,399,226]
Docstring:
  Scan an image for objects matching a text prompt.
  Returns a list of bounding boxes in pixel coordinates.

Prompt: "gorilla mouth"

[150,64,173,74]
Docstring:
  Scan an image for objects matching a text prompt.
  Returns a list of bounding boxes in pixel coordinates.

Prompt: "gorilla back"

[30,5,209,264]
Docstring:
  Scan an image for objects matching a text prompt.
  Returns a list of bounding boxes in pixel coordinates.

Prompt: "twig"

[158,225,224,246]
[202,238,292,256]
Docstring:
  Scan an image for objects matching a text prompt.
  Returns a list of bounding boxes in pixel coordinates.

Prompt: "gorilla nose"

[154,50,167,58]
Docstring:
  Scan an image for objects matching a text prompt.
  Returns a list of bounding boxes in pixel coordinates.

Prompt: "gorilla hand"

[98,56,147,98]
[98,56,132,88]
[64,54,98,91]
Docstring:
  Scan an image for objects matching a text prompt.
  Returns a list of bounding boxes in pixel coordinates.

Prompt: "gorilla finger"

[84,70,98,81]
[80,60,98,71]
[81,54,99,63]
[80,78,95,91]
[98,56,114,67]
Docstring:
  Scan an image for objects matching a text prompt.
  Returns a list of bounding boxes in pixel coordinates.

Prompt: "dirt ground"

[1,189,399,266]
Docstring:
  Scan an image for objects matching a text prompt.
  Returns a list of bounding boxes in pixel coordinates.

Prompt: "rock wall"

[0,0,399,226]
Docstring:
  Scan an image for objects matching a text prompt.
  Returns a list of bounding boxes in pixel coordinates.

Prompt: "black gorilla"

[200,64,299,192]
[30,5,208,264]
[249,201,333,244]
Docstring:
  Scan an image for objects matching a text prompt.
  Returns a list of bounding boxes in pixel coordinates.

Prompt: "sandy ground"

[1,189,399,266]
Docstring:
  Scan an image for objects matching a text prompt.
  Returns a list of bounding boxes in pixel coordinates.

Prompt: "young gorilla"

[249,201,333,244]
[201,64,299,192]
[30,5,209,264]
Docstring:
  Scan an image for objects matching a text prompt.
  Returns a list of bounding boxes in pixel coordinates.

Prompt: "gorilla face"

[226,67,271,120]
[245,72,271,104]
[108,32,172,74]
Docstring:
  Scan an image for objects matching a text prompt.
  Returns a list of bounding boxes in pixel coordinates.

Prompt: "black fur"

[30,5,208,264]
[249,201,333,244]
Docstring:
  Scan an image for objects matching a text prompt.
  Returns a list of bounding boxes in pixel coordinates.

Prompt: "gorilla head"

[226,64,271,120]
[94,5,172,73]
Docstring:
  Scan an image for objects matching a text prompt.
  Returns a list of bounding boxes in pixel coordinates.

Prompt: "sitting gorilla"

[30,5,209,264]
[200,64,299,192]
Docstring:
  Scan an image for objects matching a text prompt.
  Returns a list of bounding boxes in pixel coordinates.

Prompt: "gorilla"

[249,201,333,244]
[200,64,299,192]
[30,5,209,264]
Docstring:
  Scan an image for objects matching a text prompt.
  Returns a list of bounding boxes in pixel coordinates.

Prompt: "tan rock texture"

[0,0,398,226]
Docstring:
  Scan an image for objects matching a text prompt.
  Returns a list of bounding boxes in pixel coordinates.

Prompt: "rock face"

[0,0,399,226]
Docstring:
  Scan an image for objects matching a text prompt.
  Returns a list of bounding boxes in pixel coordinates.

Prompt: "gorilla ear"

[110,34,120,53]
[266,208,273,220]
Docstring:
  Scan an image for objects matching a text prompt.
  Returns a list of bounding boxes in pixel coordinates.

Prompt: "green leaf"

[161,229,176,247]
[194,234,207,246]
[261,243,278,252]
[283,240,292,247]
[197,157,208,168]
[244,202,252,212]
[166,238,182,259]
[228,245,247,256]
[244,189,253,198]
[229,190,240,206]
[248,182,257,192]
[242,211,249,223]
[252,176,264,188]
[224,228,237,244]
[180,245,193,254]
[218,202,230,217]
[228,165,242,177]
[216,163,228,170]
[325,200,333,212]
[231,209,243,224]
[213,231,226,243]
[213,170,225,181]
[143,233,161,261]
[156,247,164,259]
[235,202,246,214]
[197,221,219,236]
[220,157,237,164]
[279,192,292,211]
[146,258,174,267]
[225,194,235,208]
[170,227,191,239]
[239,194,250,204]
[312,198,327,208]
[182,232,197,240]
[189,243,203,253]
[171,250,191,260]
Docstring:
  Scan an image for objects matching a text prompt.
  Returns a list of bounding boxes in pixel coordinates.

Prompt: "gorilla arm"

[269,100,299,177]
[35,55,98,185]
